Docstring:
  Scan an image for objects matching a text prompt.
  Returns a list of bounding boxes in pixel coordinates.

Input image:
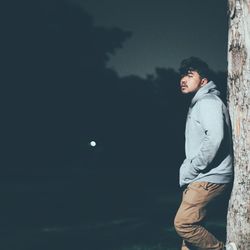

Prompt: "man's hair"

[179,57,212,80]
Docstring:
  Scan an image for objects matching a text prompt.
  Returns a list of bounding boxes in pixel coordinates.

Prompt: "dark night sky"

[2,0,229,169]
[71,0,228,77]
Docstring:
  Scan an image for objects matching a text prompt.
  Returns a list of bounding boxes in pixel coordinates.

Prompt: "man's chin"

[181,89,189,94]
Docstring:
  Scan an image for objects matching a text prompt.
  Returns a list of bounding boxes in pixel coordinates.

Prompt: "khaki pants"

[174,182,227,250]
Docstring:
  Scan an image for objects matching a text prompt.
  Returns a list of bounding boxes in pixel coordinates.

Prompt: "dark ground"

[0,168,228,250]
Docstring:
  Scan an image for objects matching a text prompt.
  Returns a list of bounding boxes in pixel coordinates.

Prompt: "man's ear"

[201,78,208,86]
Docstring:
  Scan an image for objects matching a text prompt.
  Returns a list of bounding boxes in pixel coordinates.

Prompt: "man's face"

[180,70,207,94]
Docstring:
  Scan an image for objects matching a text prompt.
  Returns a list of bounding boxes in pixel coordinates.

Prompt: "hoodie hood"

[191,81,220,106]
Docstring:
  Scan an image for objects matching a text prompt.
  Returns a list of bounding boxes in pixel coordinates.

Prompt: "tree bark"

[227,0,250,249]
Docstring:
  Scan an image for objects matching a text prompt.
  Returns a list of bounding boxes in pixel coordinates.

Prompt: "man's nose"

[180,78,186,85]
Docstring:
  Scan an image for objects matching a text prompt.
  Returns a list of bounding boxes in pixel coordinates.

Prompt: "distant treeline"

[2,0,227,173]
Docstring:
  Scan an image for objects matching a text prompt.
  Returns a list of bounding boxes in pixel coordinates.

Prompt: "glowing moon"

[90,141,97,147]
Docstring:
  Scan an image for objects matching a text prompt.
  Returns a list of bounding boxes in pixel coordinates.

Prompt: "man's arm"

[190,98,224,172]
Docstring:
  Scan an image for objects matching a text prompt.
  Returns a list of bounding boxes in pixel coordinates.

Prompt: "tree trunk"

[227,0,250,249]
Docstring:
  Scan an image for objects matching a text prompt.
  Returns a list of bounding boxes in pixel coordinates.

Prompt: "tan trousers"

[174,182,227,250]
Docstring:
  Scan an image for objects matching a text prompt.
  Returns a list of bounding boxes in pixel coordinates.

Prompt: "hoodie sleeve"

[190,98,224,172]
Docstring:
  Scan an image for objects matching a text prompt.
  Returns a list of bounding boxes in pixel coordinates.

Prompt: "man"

[174,57,237,250]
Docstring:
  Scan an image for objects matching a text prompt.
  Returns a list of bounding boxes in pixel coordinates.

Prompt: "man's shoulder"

[196,94,223,105]
[194,95,224,113]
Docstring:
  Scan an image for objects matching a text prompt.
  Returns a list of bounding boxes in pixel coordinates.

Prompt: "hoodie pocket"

[180,160,199,184]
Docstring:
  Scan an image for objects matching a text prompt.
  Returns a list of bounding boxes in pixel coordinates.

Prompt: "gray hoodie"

[179,81,233,187]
